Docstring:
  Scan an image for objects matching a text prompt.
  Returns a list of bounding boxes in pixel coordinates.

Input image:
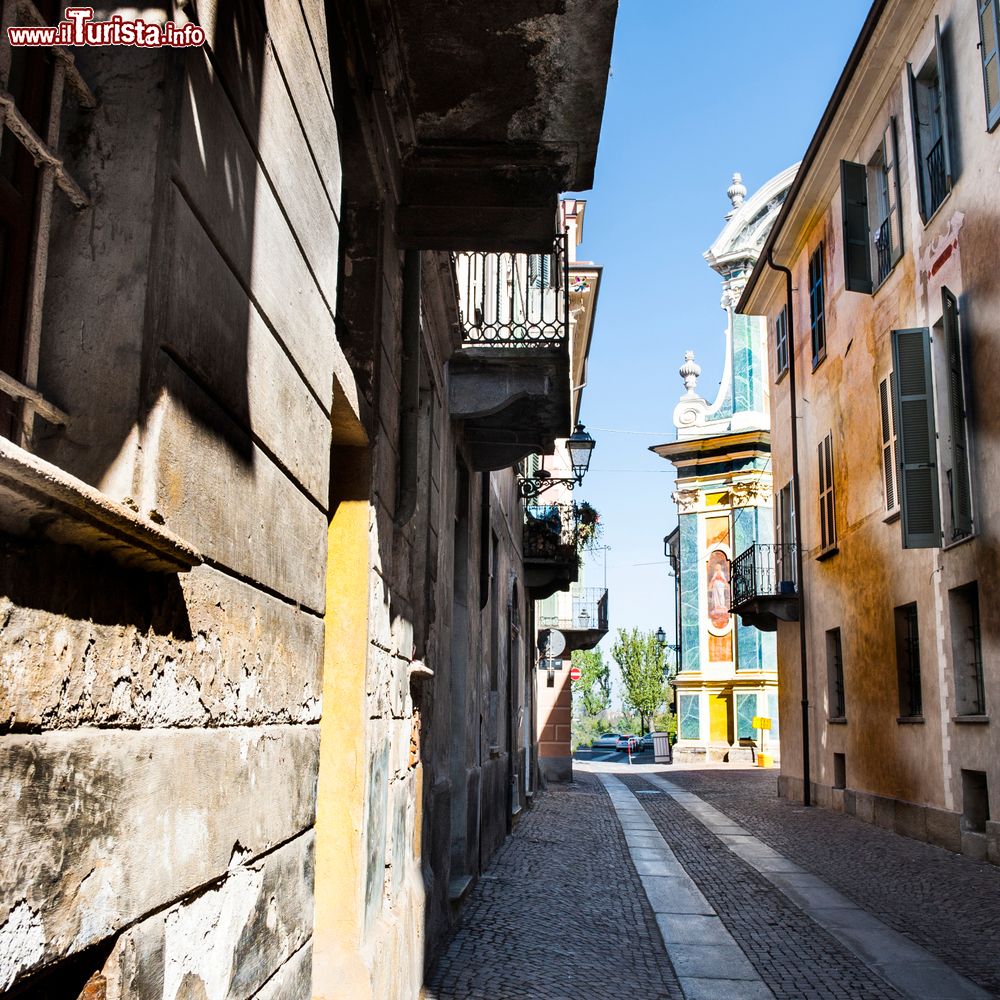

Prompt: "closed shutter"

[840,160,872,293]
[879,375,898,512]
[979,0,1000,129]
[908,63,927,221]
[935,16,954,189]
[817,433,836,552]
[942,287,972,538]
[892,328,941,548]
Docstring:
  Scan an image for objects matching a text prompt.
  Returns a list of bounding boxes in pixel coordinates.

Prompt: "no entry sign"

[569,666,582,681]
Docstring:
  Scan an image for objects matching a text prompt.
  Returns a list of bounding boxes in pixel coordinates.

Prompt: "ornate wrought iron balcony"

[448,235,572,471]
[731,542,799,632]
[455,235,568,347]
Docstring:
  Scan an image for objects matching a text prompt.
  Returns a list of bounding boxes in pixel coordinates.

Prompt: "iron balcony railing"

[455,234,569,347]
[926,137,948,215]
[538,587,609,632]
[731,543,798,609]
[523,501,579,564]
[874,215,893,284]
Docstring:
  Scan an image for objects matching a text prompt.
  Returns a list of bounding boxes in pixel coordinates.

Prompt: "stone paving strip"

[640,771,991,1000]
[597,772,776,1000]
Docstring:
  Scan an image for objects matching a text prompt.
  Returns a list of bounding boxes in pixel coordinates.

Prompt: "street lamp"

[654,626,667,647]
[518,423,596,499]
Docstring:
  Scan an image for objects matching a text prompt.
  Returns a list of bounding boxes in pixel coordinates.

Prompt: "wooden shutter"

[942,287,972,538]
[879,375,897,512]
[840,161,872,293]
[892,328,941,548]
[980,0,1000,129]
[888,117,903,263]
[817,433,836,552]
[908,63,927,221]
[935,16,954,189]
[775,306,788,376]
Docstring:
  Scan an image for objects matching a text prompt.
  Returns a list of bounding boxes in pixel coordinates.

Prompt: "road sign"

[569,666,582,681]
[752,716,771,730]
[538,628,566,658]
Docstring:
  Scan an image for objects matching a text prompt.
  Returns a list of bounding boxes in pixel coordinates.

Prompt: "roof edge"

[736,0,889,315]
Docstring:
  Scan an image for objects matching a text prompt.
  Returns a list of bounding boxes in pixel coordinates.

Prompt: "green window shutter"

[775,306,788,376]
[840,161,872,293]
[942,287,972,538]
[888,117,904,263]
[892,328,941,548]
[879,376,897,511]
[979,0,1000,129]
[934,16,954,189]
[908,63,927,222]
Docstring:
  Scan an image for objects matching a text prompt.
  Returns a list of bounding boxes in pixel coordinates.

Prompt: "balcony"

[449,237,571,471]
[523,501,580,600]
[538,587,609,654]
[731,543,799,632]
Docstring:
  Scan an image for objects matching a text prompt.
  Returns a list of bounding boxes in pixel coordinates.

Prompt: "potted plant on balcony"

[575,501,602,547]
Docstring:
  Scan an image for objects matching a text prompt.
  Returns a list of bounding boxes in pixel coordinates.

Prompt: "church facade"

[653,166,796,763]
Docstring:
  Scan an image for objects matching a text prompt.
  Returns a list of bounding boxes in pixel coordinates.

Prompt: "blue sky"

[569,0,872,679]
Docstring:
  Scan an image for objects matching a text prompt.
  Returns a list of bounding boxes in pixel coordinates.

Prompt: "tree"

[611,627,669,734]
[572,648,611,719]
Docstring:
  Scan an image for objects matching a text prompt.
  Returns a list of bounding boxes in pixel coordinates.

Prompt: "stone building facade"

[738,0,999,864]
[652,168,795,764]
[0,2,616,997]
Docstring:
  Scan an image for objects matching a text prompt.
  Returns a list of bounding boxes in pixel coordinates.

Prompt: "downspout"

[395,249,421,526]
[766,249,812,807]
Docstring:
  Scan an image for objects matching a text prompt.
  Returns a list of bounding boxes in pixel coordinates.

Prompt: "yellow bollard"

[756,752,774,768]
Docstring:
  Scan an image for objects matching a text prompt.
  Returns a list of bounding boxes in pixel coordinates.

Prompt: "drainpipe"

[766,249,811,808]
[395,249,421,526]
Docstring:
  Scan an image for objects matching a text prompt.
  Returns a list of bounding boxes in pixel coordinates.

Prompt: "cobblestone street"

[423,763,1000,1000]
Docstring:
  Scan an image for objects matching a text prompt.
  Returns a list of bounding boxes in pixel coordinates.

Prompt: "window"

[679,693,700,740]
[527,253,551,289]
[939,288,973,540]
[869,119,903,285]
[950,583,985,717]
[908,16,954,221]
[891,287,973,548]
[895,603,923,719]
[833,753,847,790]
[736,692,757,740]
[961,770,990,833]
[826,628,846,719]
[879,372,900,516]
[774,305,789,379]
[817,432,837,555]
[840,160,873,294]
[0,0,92,447]
[775,481,796,587]
[808,244,826,366]
[978,0,1000,130]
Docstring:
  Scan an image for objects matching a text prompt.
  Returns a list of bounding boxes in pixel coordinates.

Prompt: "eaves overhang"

[736,0,895,315]
[650,429,770,466]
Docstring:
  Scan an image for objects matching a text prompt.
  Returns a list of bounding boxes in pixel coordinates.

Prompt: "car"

[615,734,640,753]
[638,732,654,752]
[591,733,621,749]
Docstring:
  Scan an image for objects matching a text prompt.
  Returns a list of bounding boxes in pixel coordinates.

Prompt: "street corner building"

[651,166,796,765]
[0,2,616,998]
[737,0,1000,865]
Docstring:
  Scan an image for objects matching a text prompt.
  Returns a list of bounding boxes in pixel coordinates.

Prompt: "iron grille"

[874,215,893,285]
[455,234,568,346]
[731,543,798,610]
[537,587,609,632]
[926,137,948,215]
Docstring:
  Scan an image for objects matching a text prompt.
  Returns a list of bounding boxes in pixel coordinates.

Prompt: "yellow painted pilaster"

[313,489,372,1000]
